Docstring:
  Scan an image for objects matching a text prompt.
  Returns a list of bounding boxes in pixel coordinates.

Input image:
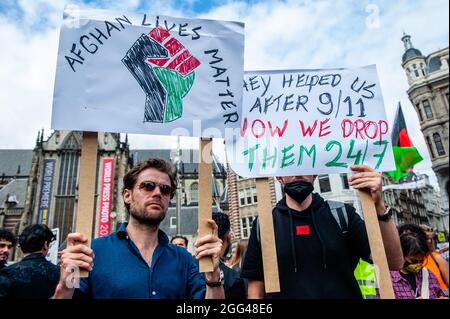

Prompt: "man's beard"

[130,205,167,226]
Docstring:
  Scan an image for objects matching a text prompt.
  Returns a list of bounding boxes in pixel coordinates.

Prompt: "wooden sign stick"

[75,131,98,278]
[255,178,280,293]
[359,189,395,299]
[198,138,214,272]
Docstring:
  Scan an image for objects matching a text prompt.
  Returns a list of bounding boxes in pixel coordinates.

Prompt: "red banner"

[98,158,114,237]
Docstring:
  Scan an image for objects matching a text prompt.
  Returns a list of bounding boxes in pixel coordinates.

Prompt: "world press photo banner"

[51,6,244,137]
[97,158,114,237]
[227,65,396,177]
[38,159,56,224]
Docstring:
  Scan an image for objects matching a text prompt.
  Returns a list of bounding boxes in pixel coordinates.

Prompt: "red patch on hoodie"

[296,225,310,236]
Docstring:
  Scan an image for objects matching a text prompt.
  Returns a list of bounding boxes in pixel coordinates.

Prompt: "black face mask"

[284,181,314,204]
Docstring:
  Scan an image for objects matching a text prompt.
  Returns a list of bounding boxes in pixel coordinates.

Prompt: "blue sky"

[0,0,448,187]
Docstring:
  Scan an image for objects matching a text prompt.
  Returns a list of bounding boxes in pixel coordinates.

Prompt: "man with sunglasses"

[54,158,224,299]
[0,228,16,271]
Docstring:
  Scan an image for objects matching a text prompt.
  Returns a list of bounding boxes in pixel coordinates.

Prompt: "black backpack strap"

[327,200,349,234]
[255,217,261,243]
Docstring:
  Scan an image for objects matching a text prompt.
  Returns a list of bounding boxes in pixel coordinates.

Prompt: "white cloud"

[0,16,58,148]
[197,0,449,186]
[0,0,448,188]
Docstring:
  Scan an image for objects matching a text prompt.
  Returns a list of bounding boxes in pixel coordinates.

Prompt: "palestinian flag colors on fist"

[387,103,423,181]
[122,25,201,123]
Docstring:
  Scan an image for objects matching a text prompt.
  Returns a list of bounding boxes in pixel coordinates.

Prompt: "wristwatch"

[205,269,224,287]
[377,207,392,221]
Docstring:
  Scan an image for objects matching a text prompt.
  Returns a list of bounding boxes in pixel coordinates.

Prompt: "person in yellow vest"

[354,259,377,299]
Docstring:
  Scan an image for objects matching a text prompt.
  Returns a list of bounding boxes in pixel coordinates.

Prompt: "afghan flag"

[387,103,423,181]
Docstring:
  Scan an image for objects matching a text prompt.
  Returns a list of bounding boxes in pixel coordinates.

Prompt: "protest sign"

[227,65,395,177]
[256,178,280,293]
[360,189,395,299]
[198,138,214,272]
[75,131,98,278]
[52,6,244,137]
[226,66,396,297]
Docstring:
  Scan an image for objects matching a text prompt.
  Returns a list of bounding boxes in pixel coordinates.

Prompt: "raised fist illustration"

[123,25,201,123]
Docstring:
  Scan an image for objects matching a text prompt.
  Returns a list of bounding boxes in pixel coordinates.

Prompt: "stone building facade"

[401,33,449,216]
[18,130,131,253]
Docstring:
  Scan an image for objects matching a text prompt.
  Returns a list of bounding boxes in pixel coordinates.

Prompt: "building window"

[54,134,80,244]
[245,188,252,205]
[190,182,198,203]
[341,174,349,189]
[170,217,176,229]
[420,63,426,76]
[241,216,255,239]
[423,100,433,119]
[413,64,419,77]
[415,103,423,122]
[433,133,446,156]
[426,136,435,158]
[239,187,257,206]
[318,175,331,193]
[239,189,245,206]
[252,187,258,203]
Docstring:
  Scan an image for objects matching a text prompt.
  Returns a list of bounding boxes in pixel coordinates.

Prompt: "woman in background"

[391,225,446,299]
[419,224,449,295]
[226,239,248,273]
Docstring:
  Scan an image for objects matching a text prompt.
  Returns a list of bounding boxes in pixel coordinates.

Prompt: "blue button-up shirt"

[74,223,206,299]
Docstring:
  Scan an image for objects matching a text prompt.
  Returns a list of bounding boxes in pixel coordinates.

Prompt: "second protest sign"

[227,65,395,177]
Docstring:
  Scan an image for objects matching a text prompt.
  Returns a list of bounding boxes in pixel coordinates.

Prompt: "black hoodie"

[241,193,371,299]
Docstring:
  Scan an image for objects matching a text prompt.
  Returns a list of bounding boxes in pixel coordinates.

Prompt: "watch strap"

[377,207,392,221]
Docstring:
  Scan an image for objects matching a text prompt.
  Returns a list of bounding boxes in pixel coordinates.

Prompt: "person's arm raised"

[194,219,225,299]
[248,279,265,299]
[433,252,449,287]
[53,233,94,299]
[349,165,404,270]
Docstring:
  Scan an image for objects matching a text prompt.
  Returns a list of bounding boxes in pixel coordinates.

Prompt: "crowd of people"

[0,157,448,299]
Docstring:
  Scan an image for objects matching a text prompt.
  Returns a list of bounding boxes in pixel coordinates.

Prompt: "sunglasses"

[138,180,174,197]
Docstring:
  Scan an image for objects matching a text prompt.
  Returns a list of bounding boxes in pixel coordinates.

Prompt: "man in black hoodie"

[241,165,404,299]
